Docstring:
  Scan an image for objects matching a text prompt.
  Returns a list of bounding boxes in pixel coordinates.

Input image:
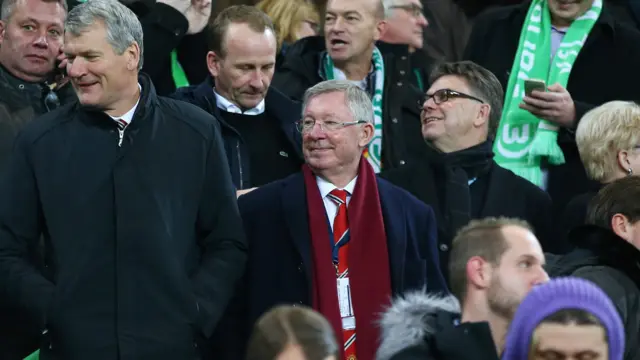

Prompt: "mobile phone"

[55,58,67,78]
[524,79,546,96]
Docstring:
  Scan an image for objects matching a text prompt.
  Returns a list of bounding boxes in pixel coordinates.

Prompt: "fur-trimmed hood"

[376,291,461,360]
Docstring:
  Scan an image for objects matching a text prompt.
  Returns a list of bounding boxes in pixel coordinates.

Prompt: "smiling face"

[324,0,383,65]
[0,0,65,82]
[64,21,140,112]
[421,75,489,152]
[302,90,373,177]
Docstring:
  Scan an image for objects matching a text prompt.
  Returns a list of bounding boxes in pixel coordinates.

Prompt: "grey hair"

[381,0,397,18]
[302,80,374,124]
[1,0,68,21]
[65,0,144,70]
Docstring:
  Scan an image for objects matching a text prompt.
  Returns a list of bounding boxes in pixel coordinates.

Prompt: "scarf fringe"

[502,163,544,188]
[528,128,566,166]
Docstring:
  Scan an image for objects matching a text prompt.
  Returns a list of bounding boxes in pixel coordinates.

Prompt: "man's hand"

[519,83,576,128]
[184,0,212,35]
[236,187,257,198]
[55,47,70,88]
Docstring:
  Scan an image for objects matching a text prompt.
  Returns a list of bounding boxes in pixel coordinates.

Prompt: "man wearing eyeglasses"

[271,0,427,174]
[381,61,553,283]
[377,0,433,92]
[211,80,447,360]
[0,0,74,174]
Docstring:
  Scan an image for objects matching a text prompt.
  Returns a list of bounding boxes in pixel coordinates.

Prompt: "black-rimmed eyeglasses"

[419,88,485,108]
[295,119,367,133]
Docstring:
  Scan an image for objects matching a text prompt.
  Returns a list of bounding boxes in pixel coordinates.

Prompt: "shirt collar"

[213,88,265,115]
[331,64,375,91]
[108,83,141,124]
[316,175,358,199]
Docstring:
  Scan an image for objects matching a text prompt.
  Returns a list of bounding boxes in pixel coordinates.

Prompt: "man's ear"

[359,122,374,147]
[473,103,490,129]
[125,41,141,71]
[206,51,221,78]
[373,19,388,42]
[611,213,632,243]
[466,256,492,291]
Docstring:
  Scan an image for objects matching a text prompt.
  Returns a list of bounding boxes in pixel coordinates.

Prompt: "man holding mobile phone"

[0,0,76,358]
[464,0,640,224]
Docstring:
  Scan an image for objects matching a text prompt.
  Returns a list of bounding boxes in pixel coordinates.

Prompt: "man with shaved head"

[272,0,427,174]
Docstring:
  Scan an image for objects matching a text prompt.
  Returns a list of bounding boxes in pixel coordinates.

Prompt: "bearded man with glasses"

[211,80,447,360]
[382,61,554,283]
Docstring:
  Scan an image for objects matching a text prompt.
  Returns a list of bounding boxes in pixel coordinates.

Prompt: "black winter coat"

[376,292,500,360]
[0,74,247,360]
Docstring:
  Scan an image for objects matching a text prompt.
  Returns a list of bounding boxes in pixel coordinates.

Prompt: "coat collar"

[193,77,303,159]
[568,224,640,285]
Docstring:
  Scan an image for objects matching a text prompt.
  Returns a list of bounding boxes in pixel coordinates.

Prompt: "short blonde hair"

[576,101,640,182]
[255,0,320,51]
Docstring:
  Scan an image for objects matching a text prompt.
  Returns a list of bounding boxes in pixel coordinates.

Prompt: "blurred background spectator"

[245,305,339,360]
[560,101,640,243]
[255,0,319,69]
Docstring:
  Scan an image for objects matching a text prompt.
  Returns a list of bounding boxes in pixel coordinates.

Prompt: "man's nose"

[329,17,346,33]
[33,34,49,48]
[67,58,86,78]
[249,71,264,89]
[418,13,428,27]
[535,267,550,285]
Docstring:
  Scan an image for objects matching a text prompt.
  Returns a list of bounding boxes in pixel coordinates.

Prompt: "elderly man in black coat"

[0,1,246,359]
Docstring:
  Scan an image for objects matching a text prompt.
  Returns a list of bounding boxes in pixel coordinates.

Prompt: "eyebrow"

[326,10,362,17]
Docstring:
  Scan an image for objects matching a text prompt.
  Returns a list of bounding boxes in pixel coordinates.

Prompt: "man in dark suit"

[213,80,447,360]
[171,5,303,196]
[381,61,553,282]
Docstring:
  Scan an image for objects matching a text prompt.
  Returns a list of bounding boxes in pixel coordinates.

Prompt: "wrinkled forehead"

[533,323,608,354]
[326,0,378,17]
[5,0,66,26]
[304,92,350,118]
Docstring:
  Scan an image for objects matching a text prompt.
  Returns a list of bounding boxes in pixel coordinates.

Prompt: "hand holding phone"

[524,79,546,96]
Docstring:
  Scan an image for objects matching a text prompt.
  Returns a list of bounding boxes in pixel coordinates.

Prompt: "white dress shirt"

[333,67,370,91]
[213,89,265,115]
[316,176,358,231]
[108,83,142,125]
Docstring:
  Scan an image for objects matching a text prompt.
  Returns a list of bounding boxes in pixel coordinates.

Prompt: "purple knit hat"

[502,277,625,360]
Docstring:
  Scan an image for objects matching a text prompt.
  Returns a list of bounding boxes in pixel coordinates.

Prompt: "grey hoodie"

[376,291,461,360]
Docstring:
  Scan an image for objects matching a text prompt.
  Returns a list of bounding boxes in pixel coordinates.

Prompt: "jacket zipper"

[117,128,125,147]
[236,140,244,189]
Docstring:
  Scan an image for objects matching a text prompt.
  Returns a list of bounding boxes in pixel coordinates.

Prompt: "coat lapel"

[281,173,313,285]
[377,179,406,292]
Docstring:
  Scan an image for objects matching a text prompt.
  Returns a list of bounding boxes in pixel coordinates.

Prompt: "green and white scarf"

[494,0,602,186]
[322,47,385,173]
